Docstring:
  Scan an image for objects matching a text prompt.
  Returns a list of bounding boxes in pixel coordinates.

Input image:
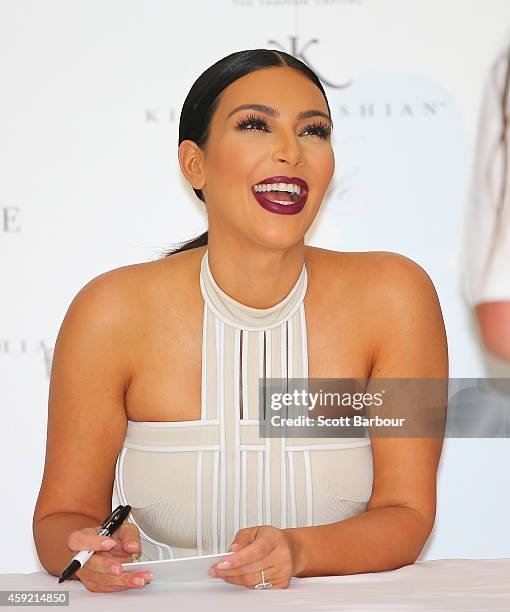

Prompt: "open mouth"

[251,176,308,215]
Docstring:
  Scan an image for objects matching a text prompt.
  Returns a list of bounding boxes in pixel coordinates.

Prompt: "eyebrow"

[227,103,333,128]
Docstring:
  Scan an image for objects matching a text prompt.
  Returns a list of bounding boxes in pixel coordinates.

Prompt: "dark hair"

[163,48,332,257]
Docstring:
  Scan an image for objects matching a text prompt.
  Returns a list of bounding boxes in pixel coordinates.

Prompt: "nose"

[271,132,304,166]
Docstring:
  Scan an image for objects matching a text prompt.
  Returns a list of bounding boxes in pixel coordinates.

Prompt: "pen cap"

[102,505,131,535]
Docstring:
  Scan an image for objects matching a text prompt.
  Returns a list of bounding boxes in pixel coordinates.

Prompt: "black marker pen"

[58,504,131,583]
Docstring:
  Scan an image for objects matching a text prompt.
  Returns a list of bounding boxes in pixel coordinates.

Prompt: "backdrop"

[2,0,510,573]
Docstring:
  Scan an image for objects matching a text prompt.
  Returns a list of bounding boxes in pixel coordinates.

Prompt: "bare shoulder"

[360,250,445,334]
[307,247,446,374]
[361,250,439,300]
[70,246,205,318]
[306,246,439,303]
[63,263,147,345]
[358,251,447,377]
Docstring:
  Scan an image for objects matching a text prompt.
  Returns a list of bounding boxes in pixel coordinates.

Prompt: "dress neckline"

[199,249,308,331]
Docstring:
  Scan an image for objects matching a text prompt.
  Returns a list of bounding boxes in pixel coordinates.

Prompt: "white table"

[1,559,509,611]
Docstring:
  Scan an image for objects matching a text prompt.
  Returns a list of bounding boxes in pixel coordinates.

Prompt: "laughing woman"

[33,49,448,592]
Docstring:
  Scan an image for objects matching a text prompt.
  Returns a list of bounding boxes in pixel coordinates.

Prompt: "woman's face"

[186,66,335,250]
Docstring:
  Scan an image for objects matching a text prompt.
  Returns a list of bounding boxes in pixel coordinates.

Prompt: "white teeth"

[253,182,302,194]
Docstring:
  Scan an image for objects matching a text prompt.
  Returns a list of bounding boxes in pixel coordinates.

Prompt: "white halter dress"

[113,250,373,560]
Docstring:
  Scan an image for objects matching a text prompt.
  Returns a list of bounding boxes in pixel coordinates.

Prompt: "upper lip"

[252,176,308,193]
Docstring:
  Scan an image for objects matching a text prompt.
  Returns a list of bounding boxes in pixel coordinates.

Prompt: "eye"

[301,122,332,140]
[235,114,270,133]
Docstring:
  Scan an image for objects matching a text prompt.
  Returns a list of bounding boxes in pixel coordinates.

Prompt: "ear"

[178,140,206,191]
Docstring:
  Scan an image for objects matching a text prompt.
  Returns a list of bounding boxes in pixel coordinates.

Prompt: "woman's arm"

[33,270,133,576]
[475,301,510,362]
[32,513,106,579]
[283,253,448,577]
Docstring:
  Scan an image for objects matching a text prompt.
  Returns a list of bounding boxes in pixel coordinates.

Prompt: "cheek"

[311,148,335,191]
[215,136,263,180]
[205,142,263,221]
[322,147,335,177]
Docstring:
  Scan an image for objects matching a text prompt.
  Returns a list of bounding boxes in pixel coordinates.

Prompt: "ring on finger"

[254,568,273,590]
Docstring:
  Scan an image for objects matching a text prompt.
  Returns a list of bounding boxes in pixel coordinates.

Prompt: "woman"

[460,43,510,361]
[33,49,448,592]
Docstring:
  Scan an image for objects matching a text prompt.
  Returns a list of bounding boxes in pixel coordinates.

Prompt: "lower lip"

[251,187,307,215]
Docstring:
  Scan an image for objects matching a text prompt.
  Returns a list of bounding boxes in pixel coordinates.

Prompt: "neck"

[205,236,307,309]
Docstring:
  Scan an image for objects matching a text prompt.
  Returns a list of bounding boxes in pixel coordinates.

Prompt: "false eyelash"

[235,113,332,140]
[235,114,269,132]
[304,121,332,139]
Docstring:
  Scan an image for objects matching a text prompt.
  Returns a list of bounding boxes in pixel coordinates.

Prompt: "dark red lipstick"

[251,175,308,215]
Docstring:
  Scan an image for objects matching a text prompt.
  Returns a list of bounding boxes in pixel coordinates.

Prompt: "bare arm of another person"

[476,301,510,361]
[32,269,152,591]
[283,252,449,577]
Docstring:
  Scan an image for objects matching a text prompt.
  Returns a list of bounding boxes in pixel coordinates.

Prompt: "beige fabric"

[113,250,373,560]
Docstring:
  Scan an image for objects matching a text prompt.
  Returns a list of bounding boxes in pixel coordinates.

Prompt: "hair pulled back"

[164,48,331,257]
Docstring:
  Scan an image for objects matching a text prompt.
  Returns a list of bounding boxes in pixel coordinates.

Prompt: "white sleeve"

[459,45,510,306]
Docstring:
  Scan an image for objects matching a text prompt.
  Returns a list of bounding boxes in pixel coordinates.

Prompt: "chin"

[253,231,304,251]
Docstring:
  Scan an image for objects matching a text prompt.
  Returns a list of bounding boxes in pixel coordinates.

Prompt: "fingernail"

[144,572,153,582]
[218,560,231,568]
[134,577,145,586]
[102,539,115,548]
[127,541,138,549]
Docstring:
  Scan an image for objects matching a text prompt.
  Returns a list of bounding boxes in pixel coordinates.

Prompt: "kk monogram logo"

[267,36,352,89]
[2,206,21,233]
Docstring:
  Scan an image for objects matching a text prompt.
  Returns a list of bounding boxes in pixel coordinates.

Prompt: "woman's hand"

[66,523,152,592]
[208,525,297,589]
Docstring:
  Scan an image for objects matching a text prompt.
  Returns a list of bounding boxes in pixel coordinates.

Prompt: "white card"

[121,551,233,584]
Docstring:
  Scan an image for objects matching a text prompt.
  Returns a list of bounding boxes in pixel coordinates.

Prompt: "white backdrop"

[2,0,510,573]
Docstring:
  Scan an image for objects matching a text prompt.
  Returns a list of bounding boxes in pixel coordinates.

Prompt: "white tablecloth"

[1,559,509,611]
